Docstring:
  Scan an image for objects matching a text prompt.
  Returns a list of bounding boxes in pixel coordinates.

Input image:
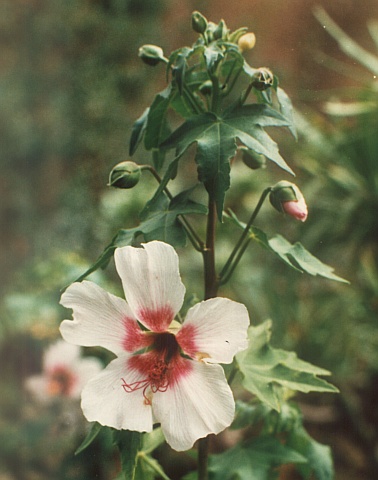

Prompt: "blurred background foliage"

[1,0,378,479]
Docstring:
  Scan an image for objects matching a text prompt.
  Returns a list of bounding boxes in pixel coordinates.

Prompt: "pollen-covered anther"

[194,352,211,362]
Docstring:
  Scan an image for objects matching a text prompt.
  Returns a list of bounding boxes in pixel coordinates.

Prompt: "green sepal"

[236,321,339,412]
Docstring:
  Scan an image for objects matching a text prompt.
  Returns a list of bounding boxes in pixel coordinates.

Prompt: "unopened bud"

[238,32,256,52]
[213,19,227,40]
[251,67,274,91]
[191,11,208,34]
[240,147,266,170]
[108,161,141,189]
[138,44,166,66]
[269,181,308,222]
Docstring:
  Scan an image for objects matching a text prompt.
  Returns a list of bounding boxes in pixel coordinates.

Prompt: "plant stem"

[183,84,204,114]
[219,187,272,285]
[210,73,220,114]
[198,196,218,480]
[203,196,218,299]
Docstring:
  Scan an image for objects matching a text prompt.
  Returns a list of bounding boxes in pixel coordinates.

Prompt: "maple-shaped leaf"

[161,104,292,219]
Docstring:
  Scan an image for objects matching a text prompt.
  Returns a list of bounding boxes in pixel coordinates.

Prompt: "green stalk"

[219,187,272,285]
[198,196,218,480]
[183,84,204,114]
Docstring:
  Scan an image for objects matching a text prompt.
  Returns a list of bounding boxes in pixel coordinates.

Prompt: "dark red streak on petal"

[176,323,198,359]
[137,305,174,332]
[122,317,152,352]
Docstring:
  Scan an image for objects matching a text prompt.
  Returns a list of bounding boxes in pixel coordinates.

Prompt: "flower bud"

[213,19,227,40]
[269,181,308,222]
[251,67,274,91]
[240,147,266,170]
[108,161,141,189]
[238,32,256,52]
[191,11,208,34]
[138,44,166,66]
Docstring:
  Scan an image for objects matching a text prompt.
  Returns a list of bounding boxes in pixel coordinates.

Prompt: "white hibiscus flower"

[25,340,102,401]
[60,241,249,451]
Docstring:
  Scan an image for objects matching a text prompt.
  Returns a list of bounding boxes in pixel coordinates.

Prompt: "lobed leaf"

[162,105,292,219]
[72,191,206,283]
[287,425,334,480]
[236,321,339,412]
[228,210,349,283]
[208,436,306,480]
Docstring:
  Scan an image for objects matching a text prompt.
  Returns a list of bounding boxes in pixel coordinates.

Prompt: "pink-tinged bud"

[269,181,308,222]
[282,196,308,222]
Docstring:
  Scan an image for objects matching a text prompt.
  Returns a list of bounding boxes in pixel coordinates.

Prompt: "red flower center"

[47,365,76,396]
[121,332,190,405]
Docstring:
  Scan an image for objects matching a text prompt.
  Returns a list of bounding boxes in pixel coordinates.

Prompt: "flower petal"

[176,298,249,364]
[81,355,153,433]
[152,362,235,451]
[60,281,140,356]
[25,375,49,401]
[114,241,185,332]
[71,357,104,398]
[43,340,80,370]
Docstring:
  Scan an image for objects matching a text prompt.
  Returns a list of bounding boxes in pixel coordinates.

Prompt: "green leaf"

[276,86,297,139]
[136,453,172,480]
[144,85,171,149]
[236,321,339,412]
[287,425,334,480]
[232,400,335,480]
[208,436,306,480]
[113,430,143,480]
[144,85,172,171]
[140,190,206,244]
[204,44,224,71]
[72,190,207,282]
[162,105,292,219]
[129,107,149,156]
[172,47,192,94]
[75,422,103,455]
[231,400,272,430]
[142,427,166,455]
[227,210,349,283]
[268,235,349,283]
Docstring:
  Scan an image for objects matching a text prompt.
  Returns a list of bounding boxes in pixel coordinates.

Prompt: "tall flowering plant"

[61,12,347,480]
